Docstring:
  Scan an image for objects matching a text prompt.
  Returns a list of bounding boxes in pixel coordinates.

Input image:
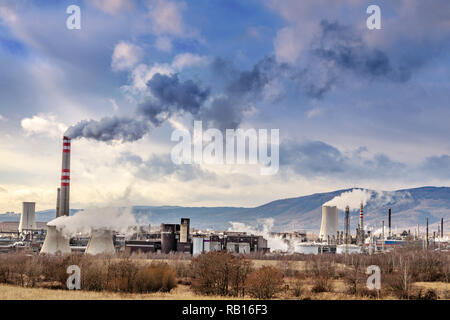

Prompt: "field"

[0,249,449,300]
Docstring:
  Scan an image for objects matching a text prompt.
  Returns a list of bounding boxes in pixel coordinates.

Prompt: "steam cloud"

[65,20,417,143]
[228,218,289,252]
[324,188,412,211]
[47,207,138,237]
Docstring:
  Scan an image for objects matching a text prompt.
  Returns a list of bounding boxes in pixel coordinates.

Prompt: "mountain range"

[1,187,449,233]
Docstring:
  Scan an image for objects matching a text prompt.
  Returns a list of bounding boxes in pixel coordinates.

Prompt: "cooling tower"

[40,225,71,255]
[60,136,71,217]
[319,205,338,242]
[18,202,37,232]
[85,229,116,255]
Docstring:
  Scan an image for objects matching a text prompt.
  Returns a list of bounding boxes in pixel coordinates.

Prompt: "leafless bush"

[245,266,284,299]
[190,251,252,297]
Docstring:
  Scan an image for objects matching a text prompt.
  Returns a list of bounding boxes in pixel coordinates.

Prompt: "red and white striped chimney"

[60,136,71,217]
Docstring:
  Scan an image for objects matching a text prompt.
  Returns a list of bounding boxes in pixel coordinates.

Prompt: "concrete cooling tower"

[319,205,338,242]
[40,225,71,255]
[85,229,115,255]
[18,202,37,232]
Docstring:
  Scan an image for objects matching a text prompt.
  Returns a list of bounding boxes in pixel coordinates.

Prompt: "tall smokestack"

[388,208,392,237]
[56,188,61,218]
[60,136,71,217]
[426,217,429,249]
[359,202,364,245]
[441,218,444,239]
[344,205,350,245]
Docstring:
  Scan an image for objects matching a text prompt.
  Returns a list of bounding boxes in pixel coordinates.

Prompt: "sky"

[0,0,450,212]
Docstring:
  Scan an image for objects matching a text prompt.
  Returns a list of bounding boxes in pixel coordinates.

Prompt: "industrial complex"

[0,136,448,256]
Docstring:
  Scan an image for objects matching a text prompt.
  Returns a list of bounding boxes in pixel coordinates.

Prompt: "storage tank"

[203,237,211,252]
[319,205,338,242]
[85,229,115,255]
[19,202,37,232]
[294,242,320,255]
[336,244,362,254]
[40,225,71,255]
[193,236,204,256]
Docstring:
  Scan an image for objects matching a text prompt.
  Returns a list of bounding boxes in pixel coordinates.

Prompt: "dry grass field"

[1,250,449,300]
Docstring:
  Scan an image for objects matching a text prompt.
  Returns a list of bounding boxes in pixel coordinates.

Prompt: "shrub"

[134,263,177,293]
[245,266,284,299]
[191,251,252,297]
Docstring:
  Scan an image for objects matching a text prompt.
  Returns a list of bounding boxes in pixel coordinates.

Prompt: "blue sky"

[0,0,449,212]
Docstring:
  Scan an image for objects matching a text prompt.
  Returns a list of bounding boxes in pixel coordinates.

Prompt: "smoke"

[324,189,373,210]
[65,117,150,142]
[47,207,138,237]
[65,73,209,142]
[324,188,413,212]
[227,218,289,252]
[65,20,418,143]
[138,73,210,126]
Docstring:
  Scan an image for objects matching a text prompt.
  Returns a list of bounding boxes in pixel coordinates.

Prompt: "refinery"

[0,137,448,256]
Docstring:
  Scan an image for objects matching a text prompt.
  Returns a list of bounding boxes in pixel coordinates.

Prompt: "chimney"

[60,136,71,217]
[359,202,364,245]
[388,208,392,237]
[441,218,444,239]
[344,205,350,245]
[56,188,61,218]
[426,217,429,249]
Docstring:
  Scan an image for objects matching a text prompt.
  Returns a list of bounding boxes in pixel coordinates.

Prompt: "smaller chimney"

[388,208,392,237]
[56,188,61,218]
[426,217,429,249]
[441,218,444,239]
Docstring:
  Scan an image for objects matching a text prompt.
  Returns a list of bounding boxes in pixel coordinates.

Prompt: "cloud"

[313,20,412,82]
[21,114,67,138]
[172,53,211,70]
[148,0,186,36]
[111,42,143,71]
[155,36,172,52]
[91,0,133,15]
[0,5,17,24]
[0,114,6,121]
[420,155,450,179]
[280,139,408,179]
[118,152,217,182]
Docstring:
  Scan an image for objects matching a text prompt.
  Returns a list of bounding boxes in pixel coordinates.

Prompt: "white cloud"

[21,114,67,138]
[109,98,119,111]
[124,53,210,93]
[155,36,173,52]
[148,0,186,36]
[172,53,211,70]
[91,0,132,15]
[0,6,17,24]
[0,114,6,121]
[111,42,143,71]
[306,108,324,119]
